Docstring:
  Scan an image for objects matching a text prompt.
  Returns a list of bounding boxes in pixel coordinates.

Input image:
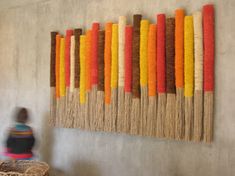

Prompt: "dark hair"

[16,108,28,123]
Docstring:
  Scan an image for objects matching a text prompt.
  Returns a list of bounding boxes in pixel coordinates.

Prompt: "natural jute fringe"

[55,98,60,127]
[117,87,125,132]
[64,88,74,128]
[84,91,90,130]
[73,88,81,128]
[111,89,118,132]
[140,86,148,135]
[90,86,97,130]
[175,88,185,140]
[66,91,76,128]
[59,96,66,128]
[193,90,203,141]
[104,104,112,132]
[165,94,176,139]
[124,93,132,133]
[50,87,56,126]
[79,104,86,129]
[95,91,105,131]
[147,96,157,137]
[130,98,140,135]
[204,91,213,143]
[185,97,193,141]
[156,93,166,138]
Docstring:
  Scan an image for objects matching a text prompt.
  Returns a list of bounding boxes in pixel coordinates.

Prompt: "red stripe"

[203,4,215,91]
[65,29,73,87]
[124,26,133,93]
[157,14,166,93]
[5,153,33,159]
[91,23,99,85]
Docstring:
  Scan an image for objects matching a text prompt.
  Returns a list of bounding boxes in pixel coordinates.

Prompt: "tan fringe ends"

[140,86,148,135]
[73,88,81,128]
[204,91,214,143]
[147,96,157,137]
[84,92,90,130]
[50,87,56,126]
[90,86,97,130]
[64,88,74,128]
[193,90,203,141]
[95,91,104,131]
[117,87,125,132]
[165,94,176,139]
[124,93,132,133]
[175,88,185,140]
[67,90,76,128]
[157,93,166,137]
[185,97,193,141]
[104,104,112,132]
[111,89,118,132]
[130,98,140,135]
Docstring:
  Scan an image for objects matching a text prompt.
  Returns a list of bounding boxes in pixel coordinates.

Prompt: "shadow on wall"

[70,160,101,176]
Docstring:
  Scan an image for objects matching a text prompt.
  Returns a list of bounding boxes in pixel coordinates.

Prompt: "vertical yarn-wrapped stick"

[140,19,149,135]
[111,24,119,132]
[184,16,194,141]
[104,22,112,132]
[124,26,133,133]
[130,14,142,135]
[90,23,100,130]
[73,28,82,128]
[147,24,157,137]
[175,9,185,140]
[193,11,203,142]
[79,35,86,129]
[50,31,57,126]
[85,30,92,130]
[117,16,126,133]
[55,34,61,126]
[165,18,176,139]
[156,14,166,138]
[203,4,215,143]
[67,35,76,127]
[64,29,73,128]
[59,37,66,127]
[96,30,105,131]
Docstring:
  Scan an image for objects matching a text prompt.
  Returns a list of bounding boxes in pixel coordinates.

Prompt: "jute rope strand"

[193,11,203,142]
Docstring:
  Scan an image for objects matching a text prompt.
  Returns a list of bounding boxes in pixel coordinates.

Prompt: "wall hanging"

[50,4,215,143]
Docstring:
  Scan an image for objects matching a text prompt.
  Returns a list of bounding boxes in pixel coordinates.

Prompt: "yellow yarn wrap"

[111,24,118,89]
[118,16,126,87]
[80,35,86,104]
[140,20,149,86]
[184,16,194,97]
[59,37,66,97]
[193,11,203,91]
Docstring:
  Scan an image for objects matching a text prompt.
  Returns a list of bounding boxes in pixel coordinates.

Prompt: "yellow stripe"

[111,24,118,89]
[80,35,86,103]
[184,16,194,97]
[59,37,66,96]
[140,20,149,86]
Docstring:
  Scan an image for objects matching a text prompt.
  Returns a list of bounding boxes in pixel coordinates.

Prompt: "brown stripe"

[132,14,142,98]
[74,28,82,88]
[98,31,105,91]
[50,31,57,87]
[166,18,176,93]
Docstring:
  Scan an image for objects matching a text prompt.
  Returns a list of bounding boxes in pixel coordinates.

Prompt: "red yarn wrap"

[157,14,166,93]
[203,4,215,91]
[91,23,100,86]
[124,26,133,93]
[65,29,73,87]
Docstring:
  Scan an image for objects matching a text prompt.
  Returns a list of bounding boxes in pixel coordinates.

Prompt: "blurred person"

[4,107,35,160]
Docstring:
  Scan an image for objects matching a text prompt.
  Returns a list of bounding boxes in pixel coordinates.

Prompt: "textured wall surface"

[0,0,235,176]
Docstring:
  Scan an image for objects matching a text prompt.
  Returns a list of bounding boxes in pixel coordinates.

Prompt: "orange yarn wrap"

[86,30,92,91]
[55,34,61,98]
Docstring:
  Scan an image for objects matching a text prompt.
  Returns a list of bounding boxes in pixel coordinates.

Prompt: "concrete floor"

[0,0,235,175]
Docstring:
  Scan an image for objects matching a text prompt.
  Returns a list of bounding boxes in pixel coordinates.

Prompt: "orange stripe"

[104,22,112,104]
[86,30,92,91]
[56,34,61,98]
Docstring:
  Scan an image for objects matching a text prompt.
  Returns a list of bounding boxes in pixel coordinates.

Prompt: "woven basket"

[0,160,49,176]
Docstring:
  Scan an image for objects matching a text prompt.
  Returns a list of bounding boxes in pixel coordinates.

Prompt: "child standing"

[5,108,35,160]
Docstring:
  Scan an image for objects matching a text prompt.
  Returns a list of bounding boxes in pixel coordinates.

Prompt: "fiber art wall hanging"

[50,4,215,143]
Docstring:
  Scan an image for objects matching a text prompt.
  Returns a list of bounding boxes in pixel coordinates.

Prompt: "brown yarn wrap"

[166,18,175,93]
[98,31,105,91]
[50,31,57,87]
[74,28,82,88]
[132,14,142,98]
